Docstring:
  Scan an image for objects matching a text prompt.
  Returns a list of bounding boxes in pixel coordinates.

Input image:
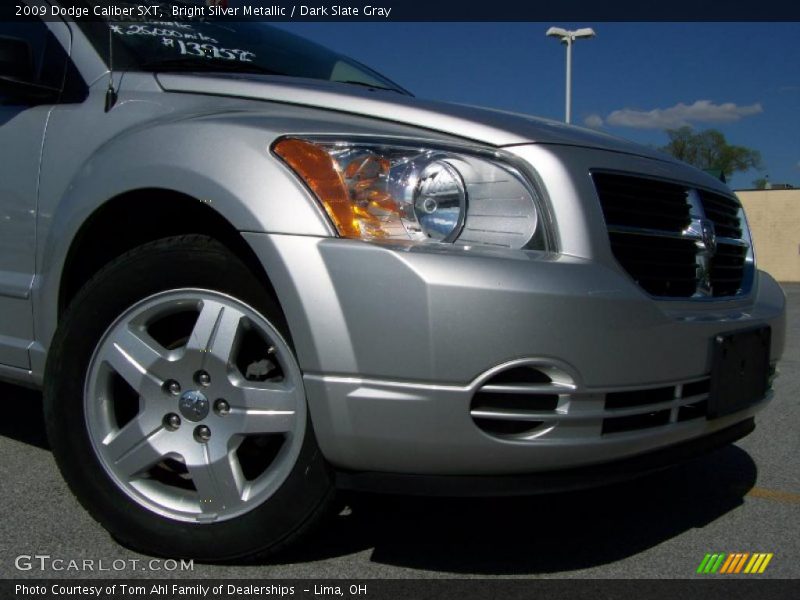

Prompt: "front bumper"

[243,232,785,476]
[335,418,756,496]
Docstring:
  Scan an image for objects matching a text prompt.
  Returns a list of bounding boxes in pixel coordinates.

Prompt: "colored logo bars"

[697,553,774,574]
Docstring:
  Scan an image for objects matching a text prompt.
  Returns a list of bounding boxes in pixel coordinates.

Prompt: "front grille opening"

[473,418,544,437]
[602,409,671,435]
[472,392,559,412]
[698,190,743,239]
[594,171,700,298]
[484,366,552,385]
[607,233,700,297]
[593,172,748,299]
[682,379,711,398]
[605,386,674,409]
[710,243,747,297]
[677,400,708,422]
[471,365,562,439]
[594,173,692,232]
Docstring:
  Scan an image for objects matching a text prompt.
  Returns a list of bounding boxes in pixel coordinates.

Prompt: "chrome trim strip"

[607,225,694,241]
[479,382,576,394]
[471,392,711,422]
[716,237,749,248]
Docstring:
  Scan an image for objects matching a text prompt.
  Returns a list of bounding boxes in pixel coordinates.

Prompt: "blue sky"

[273,22,800,190]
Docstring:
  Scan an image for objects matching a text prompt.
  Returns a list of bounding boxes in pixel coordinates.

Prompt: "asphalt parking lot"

[1,285,798,580]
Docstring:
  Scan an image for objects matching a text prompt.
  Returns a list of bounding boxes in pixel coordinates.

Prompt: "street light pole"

[565,34,573,124]
[546,27,596,124]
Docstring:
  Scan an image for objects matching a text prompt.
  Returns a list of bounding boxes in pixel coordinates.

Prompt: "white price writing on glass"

[174,40,256,62]
[113,23,219,44]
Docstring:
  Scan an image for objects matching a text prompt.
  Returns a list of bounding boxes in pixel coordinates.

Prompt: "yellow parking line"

[746,487,800,504]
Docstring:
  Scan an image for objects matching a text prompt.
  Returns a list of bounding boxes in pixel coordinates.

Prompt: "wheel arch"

[56,188,279,319]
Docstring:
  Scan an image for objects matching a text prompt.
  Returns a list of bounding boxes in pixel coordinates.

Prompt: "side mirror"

[0,36,59,102]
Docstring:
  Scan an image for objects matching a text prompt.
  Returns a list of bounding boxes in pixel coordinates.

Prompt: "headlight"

[273,138,548,249]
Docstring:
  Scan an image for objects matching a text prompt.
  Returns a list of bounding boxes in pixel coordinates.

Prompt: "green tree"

[752,177,769,190]
[661,126,763,179]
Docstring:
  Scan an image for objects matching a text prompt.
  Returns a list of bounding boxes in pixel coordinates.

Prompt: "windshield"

[75,1,409,94]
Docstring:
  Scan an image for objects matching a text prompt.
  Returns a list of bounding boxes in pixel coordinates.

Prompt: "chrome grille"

[593,172,751,299]
[710,243,748,297]
[698,189,749,297]
[594,175,691,232]
[698,190,742,238]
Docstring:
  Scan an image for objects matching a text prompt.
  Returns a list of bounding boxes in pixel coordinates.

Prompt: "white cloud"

[584,114,604,128]
[603,100,763,129]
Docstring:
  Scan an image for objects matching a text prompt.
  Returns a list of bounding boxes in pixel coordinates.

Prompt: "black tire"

[44,235,334,561]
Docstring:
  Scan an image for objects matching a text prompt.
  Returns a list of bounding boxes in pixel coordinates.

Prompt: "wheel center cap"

[178,390,210,422]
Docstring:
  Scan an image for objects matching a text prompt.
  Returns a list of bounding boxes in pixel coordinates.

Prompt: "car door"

[0,19,69,369]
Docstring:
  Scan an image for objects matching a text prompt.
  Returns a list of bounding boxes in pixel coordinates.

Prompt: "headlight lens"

[273,138,545,249]
[409,159,465,241]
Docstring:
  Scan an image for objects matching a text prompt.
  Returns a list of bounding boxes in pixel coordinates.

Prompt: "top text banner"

[6,0,800,21]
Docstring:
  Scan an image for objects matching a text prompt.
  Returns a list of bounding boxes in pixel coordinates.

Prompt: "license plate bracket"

[708,326,771,419]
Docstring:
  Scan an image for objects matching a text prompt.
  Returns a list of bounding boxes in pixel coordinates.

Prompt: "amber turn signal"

[273,138,361,238]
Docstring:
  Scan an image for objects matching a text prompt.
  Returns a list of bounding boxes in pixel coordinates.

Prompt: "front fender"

[31,95,334,378]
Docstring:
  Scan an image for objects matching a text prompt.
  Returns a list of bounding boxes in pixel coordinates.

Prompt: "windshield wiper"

[138,58,287,77]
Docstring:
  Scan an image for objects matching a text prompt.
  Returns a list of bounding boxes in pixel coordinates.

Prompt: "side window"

[0,20,74,104]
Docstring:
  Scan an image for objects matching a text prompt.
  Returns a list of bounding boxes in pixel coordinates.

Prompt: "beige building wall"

[737,189,800,282]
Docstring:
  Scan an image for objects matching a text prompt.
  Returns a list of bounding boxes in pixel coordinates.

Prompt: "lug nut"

[267,346,277,355]
[194,425,211,443]
[164,413,181,431]
[164,380,181,396]
[214,399,230,416]
[196,371,211,387]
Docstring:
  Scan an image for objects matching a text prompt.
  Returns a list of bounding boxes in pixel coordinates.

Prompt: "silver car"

[0,2,785,560]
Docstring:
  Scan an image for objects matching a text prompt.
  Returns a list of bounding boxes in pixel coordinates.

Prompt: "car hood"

[156,73,675,162]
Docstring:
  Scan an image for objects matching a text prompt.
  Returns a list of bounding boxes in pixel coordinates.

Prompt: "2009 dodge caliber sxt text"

[0,2,785,560]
